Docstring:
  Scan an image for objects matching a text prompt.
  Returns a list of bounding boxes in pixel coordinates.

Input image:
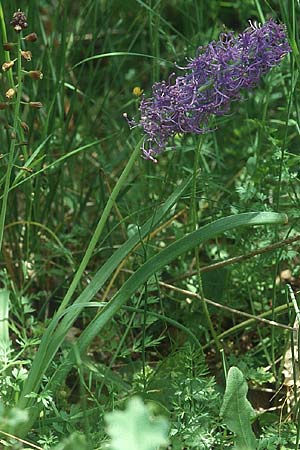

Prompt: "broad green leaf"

[220,366,257,450]
[105,397,169,450]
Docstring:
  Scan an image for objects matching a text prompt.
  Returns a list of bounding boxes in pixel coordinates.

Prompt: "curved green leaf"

[77,212,287,353]
[72,52,171,69]
[47,212,286,400]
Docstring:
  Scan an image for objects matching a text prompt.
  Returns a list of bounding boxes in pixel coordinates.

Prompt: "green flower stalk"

[0,9,41,252]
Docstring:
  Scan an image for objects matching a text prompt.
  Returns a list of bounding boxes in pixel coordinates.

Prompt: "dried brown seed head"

[23,33,38,42]
[6,88,16,99]
[29,101,43,109]
[21,121,30,132]
[21,50,32,61]
[28,70,43,80]
[3,42,15,51]
[2,61,15,72]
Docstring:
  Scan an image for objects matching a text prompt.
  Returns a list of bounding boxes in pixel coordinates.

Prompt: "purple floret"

[127,19,290,162]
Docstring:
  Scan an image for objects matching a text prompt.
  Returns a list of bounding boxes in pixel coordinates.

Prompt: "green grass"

[0,0,299,448]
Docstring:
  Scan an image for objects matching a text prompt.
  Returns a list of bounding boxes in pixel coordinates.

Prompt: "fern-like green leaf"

[220,366,257,450]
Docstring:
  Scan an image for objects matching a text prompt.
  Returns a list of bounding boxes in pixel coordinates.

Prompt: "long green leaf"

[17,176,192,409]
[72,52,172,69]
[17,212,286,429]
[74,212,287,354]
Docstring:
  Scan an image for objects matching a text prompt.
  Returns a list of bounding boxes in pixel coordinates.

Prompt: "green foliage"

[220,367,257,450]
[151,345,222,449]
[51,432,88,450]
[105,397,169,450]
[0,403,28,435]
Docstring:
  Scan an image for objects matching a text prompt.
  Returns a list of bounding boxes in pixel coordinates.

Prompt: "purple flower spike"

[127,19,290,161]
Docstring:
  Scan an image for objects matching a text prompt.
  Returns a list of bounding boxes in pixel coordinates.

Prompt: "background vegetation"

[0,0,299,448]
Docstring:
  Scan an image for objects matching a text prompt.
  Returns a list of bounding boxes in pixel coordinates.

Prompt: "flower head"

[10,10,28,33]
[133,86,144,96]
[128,19,290,161]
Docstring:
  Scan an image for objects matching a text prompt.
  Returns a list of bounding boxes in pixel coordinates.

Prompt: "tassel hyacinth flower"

[127,20,290,162]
